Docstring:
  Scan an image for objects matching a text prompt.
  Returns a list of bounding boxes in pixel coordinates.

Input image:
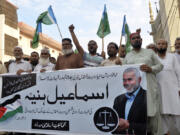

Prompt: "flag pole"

[118,34,122,56]
[102,37,104,52]
[102,19,104,52]
[40,32,44,47]
[120,34,122,46]
[56,23,63,40]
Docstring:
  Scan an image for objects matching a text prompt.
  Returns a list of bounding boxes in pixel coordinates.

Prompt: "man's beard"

[39,57,49,66]
[89,46,97,54]
[62,48,73,55]
[124,82,140,93]
[108,51,116,57]
[15,55,21,59]
[31,60,38,66]
[132,41,142,49]
[157,48,167,54]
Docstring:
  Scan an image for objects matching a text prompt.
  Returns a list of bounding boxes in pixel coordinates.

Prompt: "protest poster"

[0,65,147,134]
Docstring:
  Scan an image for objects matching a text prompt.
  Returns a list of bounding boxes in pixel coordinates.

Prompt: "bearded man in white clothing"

[156,39,180,135]
[34,48,54,72]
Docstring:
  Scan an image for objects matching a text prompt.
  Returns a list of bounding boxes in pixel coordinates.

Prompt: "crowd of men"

[0,24,180,135]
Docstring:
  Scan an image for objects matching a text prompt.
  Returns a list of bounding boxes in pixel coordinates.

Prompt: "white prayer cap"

[14,46,23,51]
[41,47,50,54]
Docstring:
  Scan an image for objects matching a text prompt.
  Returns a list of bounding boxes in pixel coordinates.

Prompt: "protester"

[101,42,121,66]
[34,48,54,72]
[118,44,126,61]
[113,67,147,135]
[68,24,105,67]
[8,46,32,75]
[146,43,157,53]
[55,36,83,70]
[30,51,39,71]
[123,32,163,135]
[156,39,180,135]
[174,37,180,63]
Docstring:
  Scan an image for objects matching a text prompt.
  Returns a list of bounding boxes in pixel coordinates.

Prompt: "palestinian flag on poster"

[0,95,23,122]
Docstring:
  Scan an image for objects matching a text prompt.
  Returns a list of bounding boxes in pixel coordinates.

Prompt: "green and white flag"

[97,4,111,38]
[121,15,131,53]
[0,95,23,122]
[32,6,58,48]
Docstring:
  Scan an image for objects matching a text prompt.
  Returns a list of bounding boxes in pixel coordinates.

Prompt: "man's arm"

[55,56,60,70]
[140,51,163,73]
[69,24,84,57]
[150,51,163,74]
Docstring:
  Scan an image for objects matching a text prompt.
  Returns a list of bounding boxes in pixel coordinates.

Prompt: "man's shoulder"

[48,62,55,67]
[22,60,31,64]
[138,87,147,98]
[114,93,126,102]
[101,59,109,64]
[140,87,147,92]
[58,53,82,59]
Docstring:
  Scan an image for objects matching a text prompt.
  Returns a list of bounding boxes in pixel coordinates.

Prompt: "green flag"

[121,15,131,53]
[32,22,42,48]
[97,5,111,38]
[32,6,58,48]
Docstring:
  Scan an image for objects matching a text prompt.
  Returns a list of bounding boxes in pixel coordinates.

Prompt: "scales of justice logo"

[93,107,118,132]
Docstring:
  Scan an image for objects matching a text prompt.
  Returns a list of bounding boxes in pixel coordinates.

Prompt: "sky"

[9,0,159,53]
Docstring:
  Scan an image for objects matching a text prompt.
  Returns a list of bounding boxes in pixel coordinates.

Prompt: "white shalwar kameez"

[157,53,180,135]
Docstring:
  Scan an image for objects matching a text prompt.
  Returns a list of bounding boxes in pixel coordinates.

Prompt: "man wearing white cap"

[34,47,54,72]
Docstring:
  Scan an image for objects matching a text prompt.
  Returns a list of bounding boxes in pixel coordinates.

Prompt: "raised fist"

[69,24,75,32]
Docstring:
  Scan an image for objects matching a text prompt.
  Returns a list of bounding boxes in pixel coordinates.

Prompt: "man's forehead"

[31,52,38,56]
[88,41,96,44]
[132,34,140,38]
[14,47,22,51]
[41,50,49,54]
[157,39,166,44]
[123,71,135,76]
[62,40,71,44]
[108,44,115,48]
[175,40,180,45]
[130,33,141,39]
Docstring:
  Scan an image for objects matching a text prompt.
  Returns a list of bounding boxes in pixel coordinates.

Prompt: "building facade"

[0,0,62,63]
[150,0,180,52]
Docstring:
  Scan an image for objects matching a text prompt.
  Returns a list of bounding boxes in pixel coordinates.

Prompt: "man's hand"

[115,58,122,65]
[40,69,46,73]
[117,118,129,131]
[16,69,25,75]
[27,70,32,73]
[140,64,152,73]
[101,51,106,59]
[69,24,75,33]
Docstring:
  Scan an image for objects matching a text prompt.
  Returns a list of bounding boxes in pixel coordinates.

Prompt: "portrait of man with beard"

[112,67,147,135]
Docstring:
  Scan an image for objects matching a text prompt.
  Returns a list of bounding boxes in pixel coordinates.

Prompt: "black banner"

[32,119,69,131]
[2,73,36,97]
